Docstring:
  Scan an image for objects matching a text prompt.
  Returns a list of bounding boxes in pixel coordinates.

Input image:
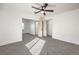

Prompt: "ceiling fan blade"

[44,3,48,8]
[45,10,54,12]
[32,6,41,10]
[34,10,41,14]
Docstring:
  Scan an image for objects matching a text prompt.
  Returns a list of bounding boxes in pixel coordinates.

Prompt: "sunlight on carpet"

[25,37,46,55]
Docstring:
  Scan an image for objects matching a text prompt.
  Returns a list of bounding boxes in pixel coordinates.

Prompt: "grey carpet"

[0,33,79,55]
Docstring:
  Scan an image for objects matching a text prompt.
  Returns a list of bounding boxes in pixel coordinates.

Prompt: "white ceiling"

[48,3,79,14]
[33,3,79,17]
[1,3,79,14]
[0,3,79,19]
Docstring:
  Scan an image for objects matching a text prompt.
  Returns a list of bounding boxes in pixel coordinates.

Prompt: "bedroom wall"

[52,9,79,45]
[0,3,37,46]
[22,19,35,35]
[47,19,53,36]
[0,10,22,46]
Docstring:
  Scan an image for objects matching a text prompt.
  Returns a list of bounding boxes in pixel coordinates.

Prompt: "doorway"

[47,19,53,37]
[22,18,35,35]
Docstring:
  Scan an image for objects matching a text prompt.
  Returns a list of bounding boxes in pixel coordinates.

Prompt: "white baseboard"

[0,39,22,46]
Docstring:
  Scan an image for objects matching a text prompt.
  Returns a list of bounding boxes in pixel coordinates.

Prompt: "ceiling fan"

[32,3,54,15]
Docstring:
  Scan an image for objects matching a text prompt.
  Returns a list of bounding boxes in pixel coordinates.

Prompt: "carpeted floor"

[0,33,79,55]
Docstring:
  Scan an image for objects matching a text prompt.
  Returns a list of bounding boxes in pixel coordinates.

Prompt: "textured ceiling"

[47,3,79,14]
[1,3,79,14]
[0,3,79,19]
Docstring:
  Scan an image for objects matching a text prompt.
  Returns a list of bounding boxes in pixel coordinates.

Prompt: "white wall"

[0,3,39,46]
[30,21,35,35]
[47,19,53,36]
[22,19,35,35]
[22,20,31,34]
[53,9,79,45]
[0,10,22,46]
